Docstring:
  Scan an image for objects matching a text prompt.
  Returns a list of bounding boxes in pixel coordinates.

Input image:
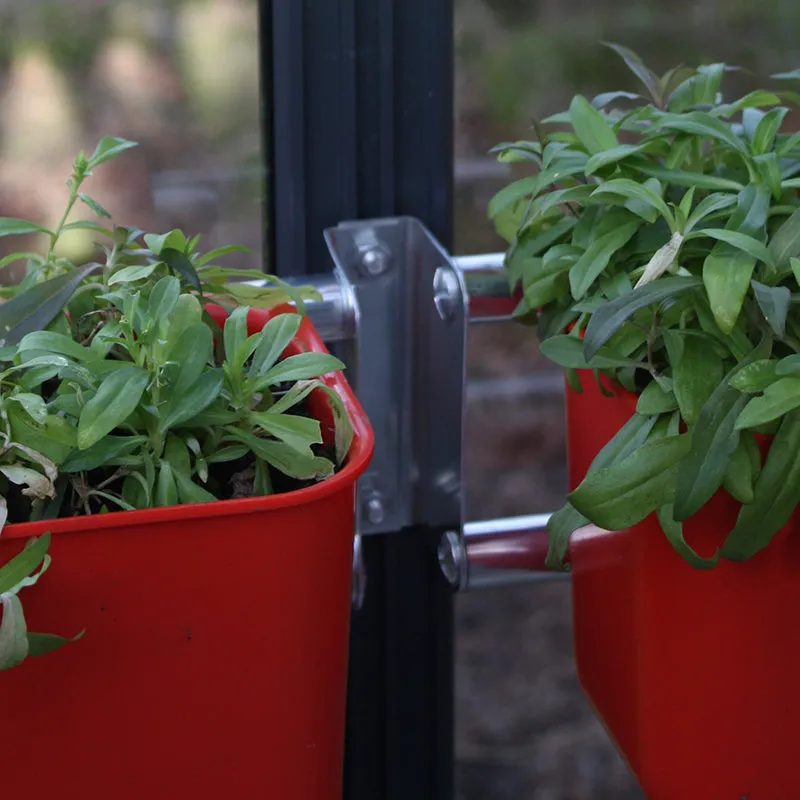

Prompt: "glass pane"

[0,0,264,281]
[454,3,798,797]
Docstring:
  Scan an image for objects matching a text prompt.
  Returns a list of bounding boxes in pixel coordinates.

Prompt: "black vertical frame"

[260,2,455,799]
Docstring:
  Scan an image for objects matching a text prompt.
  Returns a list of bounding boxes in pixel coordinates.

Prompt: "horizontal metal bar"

[248,250,513,338]
[467,372,565,401]
[439,513,566,591]
[453,252,517,323]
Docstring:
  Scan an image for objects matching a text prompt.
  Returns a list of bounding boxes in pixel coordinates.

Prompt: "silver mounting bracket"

[324,217,468,536]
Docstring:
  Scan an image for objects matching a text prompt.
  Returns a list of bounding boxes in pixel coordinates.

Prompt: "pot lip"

[2,305,375,540]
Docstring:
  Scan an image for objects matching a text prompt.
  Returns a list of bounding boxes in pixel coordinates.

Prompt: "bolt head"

[433,266,461,322]
[365,496,386,525]
[360,246,392,277]
[438,530,464,588]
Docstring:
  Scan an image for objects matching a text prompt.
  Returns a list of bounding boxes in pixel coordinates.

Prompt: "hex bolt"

[359,246,393,277]
[438,530,465,589]
[433,266,461,322]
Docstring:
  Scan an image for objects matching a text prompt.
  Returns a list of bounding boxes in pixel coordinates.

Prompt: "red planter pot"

[0,307,374,800]
[566,370,800,800]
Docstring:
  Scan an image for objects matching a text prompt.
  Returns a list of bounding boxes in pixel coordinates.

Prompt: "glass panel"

[0,0,264,282]
[454,3,798,797]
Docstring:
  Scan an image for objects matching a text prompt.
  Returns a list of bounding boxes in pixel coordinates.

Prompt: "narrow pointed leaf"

[722,409,800,560]
[583,276,702,360]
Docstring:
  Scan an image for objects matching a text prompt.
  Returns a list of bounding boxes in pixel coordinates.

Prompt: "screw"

[433,266,461,322]
[438,530,465,589]
[359,246,392,277]
[365,496,386,526]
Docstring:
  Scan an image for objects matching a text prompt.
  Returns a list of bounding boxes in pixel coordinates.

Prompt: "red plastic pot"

[0,306,374,800]
[566,370,800,800]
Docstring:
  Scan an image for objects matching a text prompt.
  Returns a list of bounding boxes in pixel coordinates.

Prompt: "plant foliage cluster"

[0,138,352,669]
[490,44,800,570]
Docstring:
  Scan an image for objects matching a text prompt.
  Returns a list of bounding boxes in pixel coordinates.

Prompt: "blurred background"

[1,0,797,797]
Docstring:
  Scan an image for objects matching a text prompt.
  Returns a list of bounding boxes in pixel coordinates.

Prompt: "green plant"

[489,43,800,571]
[0,138,352,670]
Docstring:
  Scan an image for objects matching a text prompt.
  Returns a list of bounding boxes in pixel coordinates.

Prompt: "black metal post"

[262,1,455,799]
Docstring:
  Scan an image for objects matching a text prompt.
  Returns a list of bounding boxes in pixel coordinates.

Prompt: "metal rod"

[453,252,517,323]
[250,250,513,337]
[438,513,565,591]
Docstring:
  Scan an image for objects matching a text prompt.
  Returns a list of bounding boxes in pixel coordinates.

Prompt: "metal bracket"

[324,217,467,536]
[250,215,566,596]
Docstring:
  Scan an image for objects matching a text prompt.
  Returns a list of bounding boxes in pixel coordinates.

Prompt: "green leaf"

[61,220,113,238]
[7,408,76,464]
[569,95,619,154]
[147,275,181,321]
[636,381,678,415]
[685,193,738,231]
[107,264,158,285]
[721,409,800,560]
[87,136,137,168]
[655,110,749,155]
[568,221,639,299]
[626,161,744,191]
[252,412,322,454]
[249,313,302,377]
[18,330,90,362]
[313,383,355,464]
[545,502,587,570]
[702,185,771,333]
[583,276,702,360]
[225,428,334,480]
[539,335,638,370]
[687,228,774,267]
[78,193,111,219]
[584,143,649,174]
[195,244,252,266]
[77,367,150,449]
[7,393,48,424]
[672,353,762,520]
[0,264,95,345]
[0,533,50,594]
[752,280,791,338]
[0,218,50,237]
[713,90,782,117]
[0,593,29,670]
[160,248,201,292]
[776,354,800,376]
[754,152,783,199]
[730,359,779,392]
[750,107,789,155]
[722,432,760,504]
[62,435,146,473]
[166,322,213,396]
[173,470,217,504]
[601,42,663,104]
[259,352,345,387]
[223,305,250,367]
[551,413,663,562]
[155,461,178,507]
[735,377,800,430]
[662,331,724,426]
[159,369,224,432]
[569,433,691,529]
[657,505,720,568]
[768,208,800,272]
[590,180,673,227]
[27,629,85,658]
